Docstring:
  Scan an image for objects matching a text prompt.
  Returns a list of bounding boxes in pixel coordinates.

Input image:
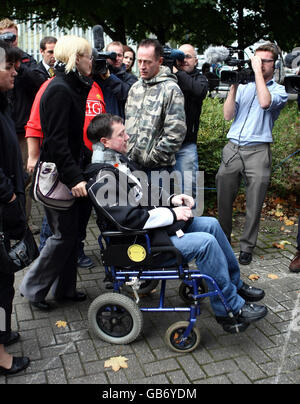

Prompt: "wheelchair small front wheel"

[88,293,143,345]
[165,321,201,353]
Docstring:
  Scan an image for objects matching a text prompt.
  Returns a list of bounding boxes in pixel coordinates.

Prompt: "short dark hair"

[40,36,57,51]
[255,42,279,62]
[0,39,22,64]
[87,114,123,144]
[138,39,163,60]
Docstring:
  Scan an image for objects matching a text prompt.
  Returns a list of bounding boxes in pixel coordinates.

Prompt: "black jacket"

[31,61,50,88]
[176,69,208,144]
[40,66,91,189]
[0,93,26,238]
[96,64,137,118]
[85,154,193,249]
[7,50,39,135]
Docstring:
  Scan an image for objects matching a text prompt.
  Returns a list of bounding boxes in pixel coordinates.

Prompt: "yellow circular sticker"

[127,244,146,262]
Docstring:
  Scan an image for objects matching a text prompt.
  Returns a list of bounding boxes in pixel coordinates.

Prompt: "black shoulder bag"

[0,205,39,274]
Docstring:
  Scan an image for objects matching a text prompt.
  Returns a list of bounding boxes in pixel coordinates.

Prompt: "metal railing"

[16,20,112,61]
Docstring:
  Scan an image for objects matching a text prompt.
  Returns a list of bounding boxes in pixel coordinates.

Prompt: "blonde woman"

[20,36,93,310]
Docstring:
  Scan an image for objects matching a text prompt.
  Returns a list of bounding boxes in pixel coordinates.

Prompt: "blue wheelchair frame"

[98,231,237,348]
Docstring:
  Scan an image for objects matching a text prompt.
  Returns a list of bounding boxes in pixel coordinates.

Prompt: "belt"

[228,141,270,151]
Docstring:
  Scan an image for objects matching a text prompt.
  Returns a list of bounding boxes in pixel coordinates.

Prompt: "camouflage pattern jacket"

[125,66,186,168]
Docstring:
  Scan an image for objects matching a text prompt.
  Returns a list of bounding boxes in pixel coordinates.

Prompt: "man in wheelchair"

[85,113,268,331]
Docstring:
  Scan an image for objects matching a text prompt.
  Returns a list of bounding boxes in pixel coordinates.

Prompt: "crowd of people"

[0,17,299,377]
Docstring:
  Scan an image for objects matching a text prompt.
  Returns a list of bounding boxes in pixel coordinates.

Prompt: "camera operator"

[216,43,288,265]
[95,41,137,118]
[173,44,208,197]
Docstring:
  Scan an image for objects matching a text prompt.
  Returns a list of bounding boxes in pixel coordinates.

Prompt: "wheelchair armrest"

[102,230,148,238]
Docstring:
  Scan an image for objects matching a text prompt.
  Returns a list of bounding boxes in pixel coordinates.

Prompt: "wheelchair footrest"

[216,314,250,334]
[221,322,249,334]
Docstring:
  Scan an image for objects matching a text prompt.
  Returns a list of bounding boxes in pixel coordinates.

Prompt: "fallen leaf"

[55,320,67,328]
[268,274,279,280]
[248,274,260,281]
[104,356,128,372]
[280,240,292,245]
[272,242,285,249]
[280,226,285,231]
[284,219,294,226]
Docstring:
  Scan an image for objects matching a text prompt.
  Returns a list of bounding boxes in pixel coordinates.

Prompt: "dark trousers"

[20,202,80,302]
[39,198,93,253]
[216,141,271,253]
[0,272,14,344]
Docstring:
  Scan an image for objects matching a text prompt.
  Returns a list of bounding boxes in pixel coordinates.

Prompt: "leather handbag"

[0,206,39,274]
[33,161,75,210]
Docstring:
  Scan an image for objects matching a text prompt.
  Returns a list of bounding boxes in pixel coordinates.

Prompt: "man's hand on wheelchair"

[173,206,193,221]
[171,194,194,209]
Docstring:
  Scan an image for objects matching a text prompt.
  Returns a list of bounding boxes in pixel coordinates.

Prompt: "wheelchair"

[87,180,248,353]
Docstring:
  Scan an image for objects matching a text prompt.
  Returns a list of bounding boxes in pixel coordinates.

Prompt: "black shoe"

[77,253,95,269]
[216,303,267,327]
[31,300,52,311]
[4,331,20,347]
[237,303,268,323]
[0,356,30,376]
[238,282,265,302]
[239,251,252,265]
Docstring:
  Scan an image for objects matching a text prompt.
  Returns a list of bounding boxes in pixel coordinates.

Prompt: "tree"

[0,0,233,48]
[0,0,298,51]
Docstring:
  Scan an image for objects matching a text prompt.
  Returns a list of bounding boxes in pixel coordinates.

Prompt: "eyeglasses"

[261,59,274,64]
[81,54,93,61]
[184,54,196,60]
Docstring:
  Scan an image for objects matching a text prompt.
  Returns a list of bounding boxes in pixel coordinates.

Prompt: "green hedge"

[197,97,300,209]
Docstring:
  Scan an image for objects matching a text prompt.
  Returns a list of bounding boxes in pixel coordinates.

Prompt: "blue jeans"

[174,143,199,198]
[170,217,244,316]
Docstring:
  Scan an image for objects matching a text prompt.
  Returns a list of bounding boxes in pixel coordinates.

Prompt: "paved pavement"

[1,201,299,385]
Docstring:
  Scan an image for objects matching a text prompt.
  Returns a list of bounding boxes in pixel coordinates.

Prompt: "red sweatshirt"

[25,79,106,151]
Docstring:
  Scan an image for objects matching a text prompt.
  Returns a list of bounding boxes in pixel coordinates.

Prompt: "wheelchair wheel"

[165,321,201,353]
[179,279,208,304]
[122,279,159,296]
[88,293,143,345]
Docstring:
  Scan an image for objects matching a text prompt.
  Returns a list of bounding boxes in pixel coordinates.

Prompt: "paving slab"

[1,203,299,385]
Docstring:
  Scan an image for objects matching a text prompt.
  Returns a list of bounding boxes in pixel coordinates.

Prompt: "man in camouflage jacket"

[125,39,186,170]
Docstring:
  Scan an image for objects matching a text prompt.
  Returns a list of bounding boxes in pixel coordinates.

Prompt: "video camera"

[92,25,117,75]
[204,45,254,85]
[284,49,300,94]
[162,45,185,72]
[284,75,300,94]
[0,32,16,44]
